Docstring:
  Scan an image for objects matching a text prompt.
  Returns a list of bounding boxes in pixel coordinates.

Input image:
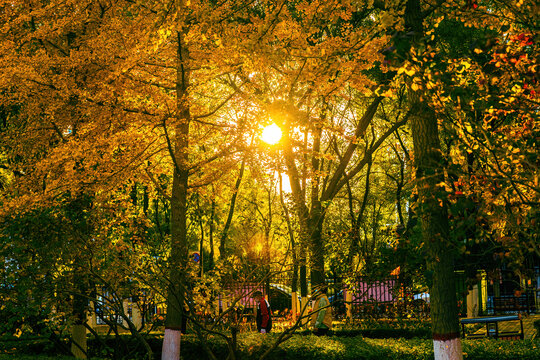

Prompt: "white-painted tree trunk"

[162,329,181,360]
[433,338,463,360]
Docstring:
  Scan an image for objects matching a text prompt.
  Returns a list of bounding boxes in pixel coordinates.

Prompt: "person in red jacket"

[253,291,272,333]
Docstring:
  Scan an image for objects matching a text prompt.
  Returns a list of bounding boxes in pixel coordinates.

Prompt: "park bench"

[460,315,524,340]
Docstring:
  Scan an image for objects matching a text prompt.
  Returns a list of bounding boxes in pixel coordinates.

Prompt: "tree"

[1,1,536,359]
[0,1,257,358]
[380,0,539,358]
[230,1,409,291]
[0,194,98,358]
[391,0,464,358]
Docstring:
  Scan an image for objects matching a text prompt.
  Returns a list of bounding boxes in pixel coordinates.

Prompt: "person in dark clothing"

[253,290,272,333]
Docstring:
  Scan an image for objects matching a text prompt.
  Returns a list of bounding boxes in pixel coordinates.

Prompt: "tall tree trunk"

[162,16,190,360]
[405,8,461,355]
[308,121,325,288]
[292,210,311,326]
[282,117,310,321]
[71,266,87,359]
[308,208,325,287]
[143,186,149,215]
[299,248,308,325]
[346,158,372,271]
[279,174,299,319]
[197,197,205,277]
[389,142,406,227]
[199,234,204,277]
[282,98,382,319]
[410,101,462,359]
[404,1,463,358]
[219,159,246,258]
[264,187,272,298]
[209,199,215,270]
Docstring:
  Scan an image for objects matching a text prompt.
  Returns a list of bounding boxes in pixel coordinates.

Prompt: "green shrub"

[461,339,540,360]
[177,334,540,360]
[0,356,76,360]
[533,319,540,337]
[0,338,61,357]
[1,332,539,359]
[330,327,431,339]
[332,319,432,339]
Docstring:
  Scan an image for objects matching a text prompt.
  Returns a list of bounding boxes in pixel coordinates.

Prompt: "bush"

[1,332,539,359]
[330,327,431,339]
[0,337,61,357]
[533,319,540,337]
[0,356,75,360]
[461,338,540,360]
[332,319,432,339]
[178,333,540,360]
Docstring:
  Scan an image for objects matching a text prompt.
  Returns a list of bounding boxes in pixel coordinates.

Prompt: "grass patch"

[1,332,538,359]
[180,333,540,360]
[0,356,75,360]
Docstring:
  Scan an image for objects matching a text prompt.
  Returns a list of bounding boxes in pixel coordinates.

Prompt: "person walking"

[311,285,332,336]
[253,290,272,333]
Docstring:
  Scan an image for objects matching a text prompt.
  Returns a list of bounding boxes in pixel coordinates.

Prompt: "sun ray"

[261,124,282,145]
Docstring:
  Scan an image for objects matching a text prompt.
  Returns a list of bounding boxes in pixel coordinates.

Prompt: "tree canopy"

[0,1,537,360]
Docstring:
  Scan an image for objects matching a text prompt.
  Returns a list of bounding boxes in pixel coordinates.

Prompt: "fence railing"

[198,270,540,321]
[218,274,433,320]
[486,292,537,315]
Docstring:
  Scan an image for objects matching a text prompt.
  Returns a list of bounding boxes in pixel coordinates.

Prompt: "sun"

[261,124,282,145]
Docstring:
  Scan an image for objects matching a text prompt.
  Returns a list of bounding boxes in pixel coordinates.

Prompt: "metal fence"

[219,282,262,311]
[331,276,431,320]
[218,269,540,321]
[486,292,538,315]
[219,274,433,320]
